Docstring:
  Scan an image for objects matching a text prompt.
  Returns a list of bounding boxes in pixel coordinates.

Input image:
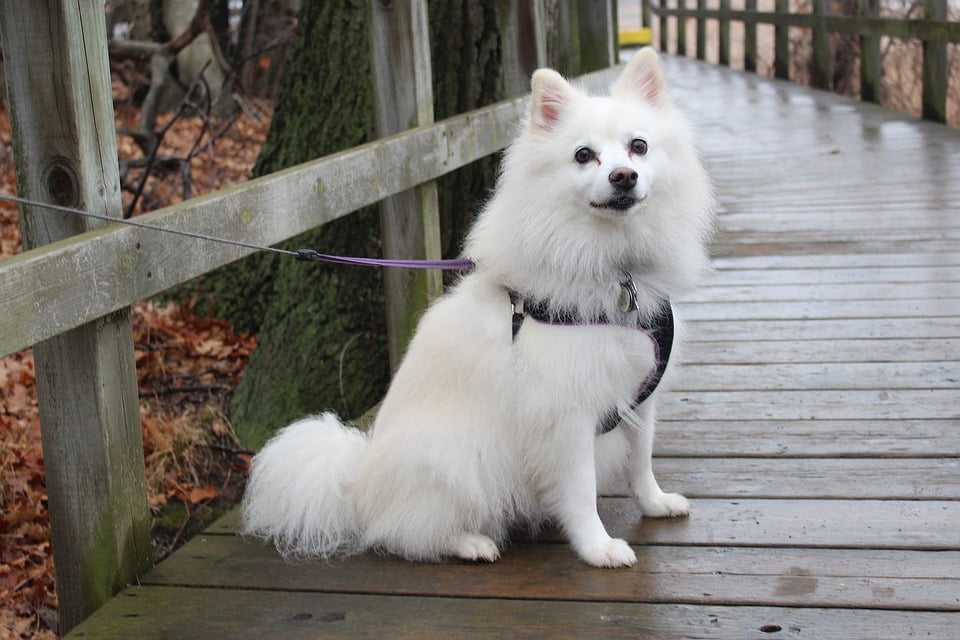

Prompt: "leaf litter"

[1,101,270,637]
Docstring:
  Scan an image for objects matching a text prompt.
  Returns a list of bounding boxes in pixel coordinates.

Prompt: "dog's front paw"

[637,490,690,518]
[450,533,501,563]
[577,537,637,568]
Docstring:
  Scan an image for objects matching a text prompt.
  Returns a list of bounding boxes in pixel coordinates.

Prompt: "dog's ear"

[613,48,671,108]
[530,69,575,131]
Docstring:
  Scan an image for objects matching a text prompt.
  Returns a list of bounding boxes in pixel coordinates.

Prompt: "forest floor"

[0,102,271,639]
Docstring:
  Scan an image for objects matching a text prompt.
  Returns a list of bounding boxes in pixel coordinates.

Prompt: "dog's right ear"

[530,69,574,131]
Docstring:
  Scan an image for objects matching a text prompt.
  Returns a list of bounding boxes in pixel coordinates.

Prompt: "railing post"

[369,0,443,371]
[696,0,707,60]
[678,0,689,56]
[577,0,617,72]
[811,0,833,90]
[0,1,152,632]
[719,0,731,66]
[859,0,882,103]
[499,0,544,96]
[659,0,670,52]
[774,0,791,79]
[922,0,948,123]
[744,0,758,72]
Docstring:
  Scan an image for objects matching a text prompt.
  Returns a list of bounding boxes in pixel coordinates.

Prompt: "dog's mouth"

[590,196,638,212]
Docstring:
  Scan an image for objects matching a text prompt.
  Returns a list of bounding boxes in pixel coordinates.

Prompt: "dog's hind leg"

[623,398,690,518]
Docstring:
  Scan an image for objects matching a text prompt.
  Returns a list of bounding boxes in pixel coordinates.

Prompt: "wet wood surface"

[67,55,960,639]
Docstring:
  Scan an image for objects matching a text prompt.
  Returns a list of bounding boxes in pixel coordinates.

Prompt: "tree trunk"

[201,0,385,449]
[201,0,505,449]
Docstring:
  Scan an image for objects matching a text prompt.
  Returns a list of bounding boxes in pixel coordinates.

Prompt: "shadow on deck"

[67,56,960,639]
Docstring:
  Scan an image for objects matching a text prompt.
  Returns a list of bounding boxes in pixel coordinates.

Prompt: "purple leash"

[295,249,476,271]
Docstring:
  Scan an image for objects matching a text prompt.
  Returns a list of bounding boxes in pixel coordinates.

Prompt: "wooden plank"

[0,2,152,631]
[683,338,960,364]
[654,419,960,457]
[702,266,960,286]
[712,251,960,270]
[370,0,443,370]
[0,63,626,359]
[683,282,960,303]
[660,389,960,421]
[65,586,960,640]
[138,536,960,611]
[630,457,960,500]
[685,317,960,341]
[672,362,958,391]
[680,298,960,321]
[718,211,960,233]
[714,235,960,258]
[211,497,960,549]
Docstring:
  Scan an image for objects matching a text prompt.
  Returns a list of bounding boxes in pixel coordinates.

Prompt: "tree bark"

[202,0,386,449]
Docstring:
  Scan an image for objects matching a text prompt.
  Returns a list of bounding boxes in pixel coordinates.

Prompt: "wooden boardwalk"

[67,57,960,639]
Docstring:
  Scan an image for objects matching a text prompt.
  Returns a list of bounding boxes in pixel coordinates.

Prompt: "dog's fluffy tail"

[241,412,368,559]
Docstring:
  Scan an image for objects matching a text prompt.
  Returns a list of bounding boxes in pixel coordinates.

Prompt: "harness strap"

[507,289,674,435]
[596,302,674,434]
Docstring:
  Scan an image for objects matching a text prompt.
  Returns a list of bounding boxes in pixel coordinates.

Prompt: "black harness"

[507,288,674,435]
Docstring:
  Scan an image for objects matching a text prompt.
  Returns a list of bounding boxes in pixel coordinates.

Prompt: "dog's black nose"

[609,167,638,190]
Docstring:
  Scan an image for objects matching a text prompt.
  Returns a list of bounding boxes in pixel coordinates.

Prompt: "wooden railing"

[0,0,621,633]
[643,0,960,123]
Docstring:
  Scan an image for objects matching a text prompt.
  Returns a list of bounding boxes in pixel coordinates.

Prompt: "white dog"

[242,49,715,568]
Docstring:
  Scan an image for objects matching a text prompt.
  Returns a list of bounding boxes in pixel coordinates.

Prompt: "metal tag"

[619,271,639,313]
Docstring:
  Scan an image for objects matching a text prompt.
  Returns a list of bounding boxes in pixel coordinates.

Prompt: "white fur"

[242,49,715,568]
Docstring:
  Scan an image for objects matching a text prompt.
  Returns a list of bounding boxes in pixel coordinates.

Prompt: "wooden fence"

[643,0,960,122]
[0,0,619,633]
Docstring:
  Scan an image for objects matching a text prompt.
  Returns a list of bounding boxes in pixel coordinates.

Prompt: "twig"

[139,384,226,398]
[207,443,256,457]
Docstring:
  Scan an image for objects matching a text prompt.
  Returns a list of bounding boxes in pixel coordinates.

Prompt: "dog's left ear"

[613,48,671,108]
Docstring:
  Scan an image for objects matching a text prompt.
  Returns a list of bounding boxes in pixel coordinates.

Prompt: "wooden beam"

[859,0,882,103]
[498,0,543,97]
[811,0,833,90]
[369,0,442,371]
[577,0,617,72]
[922,0,947,122]
[774,0,790,79]
[718,0,731,66]
[0,1,152,632]
[696,0,707,60]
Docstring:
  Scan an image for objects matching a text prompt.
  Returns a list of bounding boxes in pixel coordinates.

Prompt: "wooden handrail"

[0,67,622,361]
[644,0,957,122]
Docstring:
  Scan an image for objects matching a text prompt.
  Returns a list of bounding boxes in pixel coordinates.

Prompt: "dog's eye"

[574,147,596,164]
[630,138,648,156]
